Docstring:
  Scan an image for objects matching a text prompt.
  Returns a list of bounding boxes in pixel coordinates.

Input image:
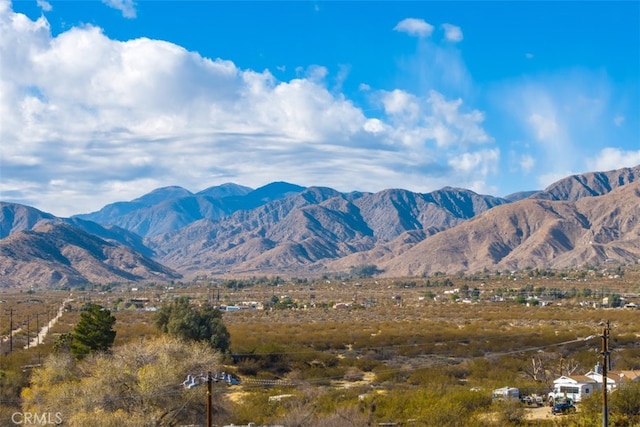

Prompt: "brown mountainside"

[0,221,180,288]
[0,202,55,239]
[532,165,638,201]
[149,186,506,275]
[0,165,638,286]
[346,180,640,277]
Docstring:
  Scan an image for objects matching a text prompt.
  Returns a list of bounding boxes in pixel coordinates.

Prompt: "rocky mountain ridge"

[0,219,179,287]
[0,165,638,287]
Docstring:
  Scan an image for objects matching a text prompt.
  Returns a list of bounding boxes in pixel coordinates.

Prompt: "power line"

[229,332,595,358]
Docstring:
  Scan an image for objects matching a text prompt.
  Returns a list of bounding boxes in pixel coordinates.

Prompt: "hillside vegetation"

[1,267,639,426]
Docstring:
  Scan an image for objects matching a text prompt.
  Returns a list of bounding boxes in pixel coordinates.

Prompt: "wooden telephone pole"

[206,371,212,427]
[601,321,610,427]
[182,370,233,426]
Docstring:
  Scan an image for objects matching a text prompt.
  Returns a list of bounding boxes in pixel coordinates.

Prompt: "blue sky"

[1,0,639,217]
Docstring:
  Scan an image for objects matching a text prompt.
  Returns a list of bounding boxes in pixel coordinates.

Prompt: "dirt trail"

[23,297,74,349]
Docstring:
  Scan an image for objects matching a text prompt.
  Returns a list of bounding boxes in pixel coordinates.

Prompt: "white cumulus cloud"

[0,2,500,216]
[394,18,434,38]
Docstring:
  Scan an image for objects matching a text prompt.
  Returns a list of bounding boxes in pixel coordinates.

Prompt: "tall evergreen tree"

[70,303,116,358]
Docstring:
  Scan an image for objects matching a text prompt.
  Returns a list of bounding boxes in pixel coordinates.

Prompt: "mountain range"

[1,165,638,288]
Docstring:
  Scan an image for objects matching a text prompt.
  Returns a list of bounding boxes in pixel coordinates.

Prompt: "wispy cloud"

[586,148,640,172]
[519,154,535,173]
[528,113,559,142]
[36,0,52,12]
[493,68,637,188]
[441,23,463,42]
[102,0,136,19]
[394,18,434,38]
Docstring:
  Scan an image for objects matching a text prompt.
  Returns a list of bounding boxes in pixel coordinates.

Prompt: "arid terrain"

[1,166,638,288]
[2,266,638,425]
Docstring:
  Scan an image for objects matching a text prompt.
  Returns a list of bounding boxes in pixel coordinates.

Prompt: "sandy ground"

[526,406,554,421]
[526,405,579,421]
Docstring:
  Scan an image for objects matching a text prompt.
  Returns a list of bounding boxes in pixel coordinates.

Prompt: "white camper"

[492,386,519,400]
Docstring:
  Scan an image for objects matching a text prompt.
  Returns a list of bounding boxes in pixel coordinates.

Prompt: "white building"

[585,363,640,391]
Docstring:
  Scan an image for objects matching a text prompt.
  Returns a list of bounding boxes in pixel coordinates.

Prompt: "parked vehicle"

[551,402,577,415]
[521,395,544,406]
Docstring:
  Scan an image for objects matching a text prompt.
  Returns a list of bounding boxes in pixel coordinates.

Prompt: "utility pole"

[206,371,212,427]
[36,313,39,346]
[601,321,610,427]
[181,371,234,426]
[26,315,30,349]
[6,308,14,354]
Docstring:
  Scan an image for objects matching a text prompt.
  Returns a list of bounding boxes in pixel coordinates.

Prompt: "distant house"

[549,375,596,402]
[609,370,640,386]
[585,363,640,391]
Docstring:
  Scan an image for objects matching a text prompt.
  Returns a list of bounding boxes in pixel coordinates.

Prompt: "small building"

[549,375,596,403]
[585,363,640,391]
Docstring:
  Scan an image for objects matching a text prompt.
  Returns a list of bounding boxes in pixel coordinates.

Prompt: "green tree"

[153,297,230,352]
[611,381,640,423]
[70,303,116,359]
[579,383,640,425]
[349,264,382,278]
[610,293,622,307]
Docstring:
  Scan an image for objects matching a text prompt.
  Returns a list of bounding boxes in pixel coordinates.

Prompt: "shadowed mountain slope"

[147,186,510,275]
[0,220,180,288]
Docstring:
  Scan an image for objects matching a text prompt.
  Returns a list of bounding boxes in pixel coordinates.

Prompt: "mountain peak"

[2,166,638,286]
